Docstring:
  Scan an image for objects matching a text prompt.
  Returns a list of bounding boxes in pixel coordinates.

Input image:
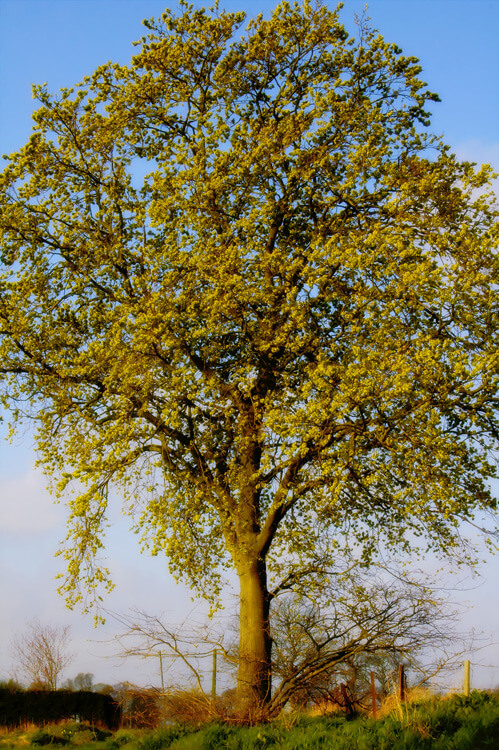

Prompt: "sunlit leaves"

[0,2,497,613]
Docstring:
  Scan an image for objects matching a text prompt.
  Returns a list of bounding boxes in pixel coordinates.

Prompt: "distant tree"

[74,672,94,691]
[93,683,118,696]
[63,672,94,691]
[0,1,498,719]
[10,620,73,691]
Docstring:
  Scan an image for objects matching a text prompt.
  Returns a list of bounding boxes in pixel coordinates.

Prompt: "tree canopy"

[1,0,498,717]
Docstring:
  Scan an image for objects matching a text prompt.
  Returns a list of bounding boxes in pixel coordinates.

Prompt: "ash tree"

[0,1,498,719]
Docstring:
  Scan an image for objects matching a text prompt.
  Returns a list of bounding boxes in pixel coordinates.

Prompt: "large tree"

[0,1,497,719]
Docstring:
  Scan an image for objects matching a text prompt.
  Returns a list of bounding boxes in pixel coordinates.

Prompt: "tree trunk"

[236,556,272,721]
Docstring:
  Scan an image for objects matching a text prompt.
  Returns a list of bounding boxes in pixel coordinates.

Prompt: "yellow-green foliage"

[0,0,498,714]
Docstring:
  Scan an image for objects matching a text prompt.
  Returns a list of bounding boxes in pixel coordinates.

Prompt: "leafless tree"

[10,619,74,690]
[267,566,476,714]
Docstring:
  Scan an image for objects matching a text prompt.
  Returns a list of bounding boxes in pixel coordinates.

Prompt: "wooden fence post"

[398,664,406,703]
[370,671,377,718]
[211,649,217,701]
[464,660,471,697]
[158,652,165,692]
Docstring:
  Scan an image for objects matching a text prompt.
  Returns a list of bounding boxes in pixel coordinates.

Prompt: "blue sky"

[0,0,498,692]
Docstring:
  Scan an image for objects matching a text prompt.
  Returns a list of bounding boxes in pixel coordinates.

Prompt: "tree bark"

[236,556,272,721]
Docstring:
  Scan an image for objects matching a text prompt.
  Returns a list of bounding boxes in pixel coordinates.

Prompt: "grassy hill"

[1,691,498,749]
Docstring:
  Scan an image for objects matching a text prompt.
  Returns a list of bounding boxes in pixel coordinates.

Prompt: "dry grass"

[0,732,33,748]
[307,700,346,717]
[377,685,434,720]
[0,724,39,747]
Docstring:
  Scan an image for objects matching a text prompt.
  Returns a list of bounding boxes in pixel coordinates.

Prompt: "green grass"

[1,691,498,750]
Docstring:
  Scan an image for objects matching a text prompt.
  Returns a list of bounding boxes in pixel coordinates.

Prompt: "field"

[1,692,498,749]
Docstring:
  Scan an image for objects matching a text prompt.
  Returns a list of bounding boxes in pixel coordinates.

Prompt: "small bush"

[161,690,216,726]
